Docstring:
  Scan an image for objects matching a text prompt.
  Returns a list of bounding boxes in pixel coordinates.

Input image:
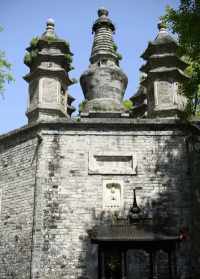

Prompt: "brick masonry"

[0,132,38,279]
[0,119,199,279]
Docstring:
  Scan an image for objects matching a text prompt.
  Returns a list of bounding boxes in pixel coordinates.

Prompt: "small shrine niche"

[103,180,123,211]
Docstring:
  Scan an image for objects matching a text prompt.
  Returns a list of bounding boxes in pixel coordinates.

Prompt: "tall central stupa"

[80,8,128,116]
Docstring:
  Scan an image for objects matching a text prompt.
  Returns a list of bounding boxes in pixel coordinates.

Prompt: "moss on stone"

[30,37,39,48]
[123,99,133,111]
[79,100,87,112]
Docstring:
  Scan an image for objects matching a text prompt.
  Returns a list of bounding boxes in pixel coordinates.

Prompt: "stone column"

[172,249,178,279]
[98,247,106,279]
[149,251,158,279]
[121,250,127,279]
[168,250,173,279]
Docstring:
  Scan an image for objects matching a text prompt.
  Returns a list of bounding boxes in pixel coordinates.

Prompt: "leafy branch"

[161,1,200,116]
[0,27,14,95]
[24,35,74,71]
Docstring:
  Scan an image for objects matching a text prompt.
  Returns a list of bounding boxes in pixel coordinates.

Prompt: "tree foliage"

[162,0,200,116]
[0,27,14,95]
[123,99,133,111]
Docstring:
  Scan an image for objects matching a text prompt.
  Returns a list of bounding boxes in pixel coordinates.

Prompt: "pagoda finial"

[157,20,167,32]
[92,7,115,33]
[42,18,56,38]
[46,18,55,29]
[128,188,142,224]
[98,7,109,17]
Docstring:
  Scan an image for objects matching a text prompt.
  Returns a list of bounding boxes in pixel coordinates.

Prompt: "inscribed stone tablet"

[42,77,59,104]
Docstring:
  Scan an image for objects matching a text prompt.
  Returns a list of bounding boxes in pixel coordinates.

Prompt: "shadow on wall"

[1,128,199,279]
[76,128,194,279]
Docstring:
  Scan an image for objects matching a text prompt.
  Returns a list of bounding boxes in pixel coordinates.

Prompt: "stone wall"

[0,131,38,279]
[28,120,193,279]
[188,133,200,279]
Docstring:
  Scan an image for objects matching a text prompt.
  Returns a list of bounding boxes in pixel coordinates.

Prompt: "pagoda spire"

[24,19,75,123]
[90,7,117,64]
[80,8,128,117]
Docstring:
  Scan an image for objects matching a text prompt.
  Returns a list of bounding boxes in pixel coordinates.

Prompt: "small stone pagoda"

[131,22,189,118]
[24,19,75,123]
[80,8,128,117]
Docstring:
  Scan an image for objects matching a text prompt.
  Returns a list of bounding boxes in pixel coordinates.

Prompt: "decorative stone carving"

[154,80,174,108]
[103,180,123,211]
[41,77,60,104]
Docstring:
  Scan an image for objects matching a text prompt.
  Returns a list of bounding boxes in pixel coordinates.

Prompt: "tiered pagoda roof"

[24,19,75,122]
[130,21,189,118]
[140,22,189,87]
[24,19,74,86]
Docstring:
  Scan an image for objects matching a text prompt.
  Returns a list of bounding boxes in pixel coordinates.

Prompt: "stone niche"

[103,180,123,211]
[88,152,137,175]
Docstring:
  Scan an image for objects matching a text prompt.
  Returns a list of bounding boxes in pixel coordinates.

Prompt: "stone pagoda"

[1,9,200,279]
[80,8,128,117]
[130,82,147,118]
[131,22,189,118]
[24,19,75,123]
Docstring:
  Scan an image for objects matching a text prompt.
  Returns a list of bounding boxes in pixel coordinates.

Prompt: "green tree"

[162,0,200,116]
[0,26,14,95]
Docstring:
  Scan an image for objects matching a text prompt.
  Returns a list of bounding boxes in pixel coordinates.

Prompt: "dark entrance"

[89,189,180,279]
[103,249,122,279]
[90,223,180,279]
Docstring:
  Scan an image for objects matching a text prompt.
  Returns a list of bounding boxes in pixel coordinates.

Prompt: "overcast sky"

[0,0,179,134]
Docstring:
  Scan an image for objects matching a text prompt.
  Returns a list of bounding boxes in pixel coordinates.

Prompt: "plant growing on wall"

[79,100,87,112]
[161,0,200,116]
[123,99,133,111]
[24,36,39,67]
[112,42,123,61]
[24,36,74,72]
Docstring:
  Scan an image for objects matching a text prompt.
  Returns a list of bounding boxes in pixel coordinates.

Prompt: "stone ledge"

[0,117,199,145]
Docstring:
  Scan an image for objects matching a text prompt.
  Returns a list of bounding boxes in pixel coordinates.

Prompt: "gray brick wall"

[31,124,192,279]
[0,137,38,279]
[0,121,197,279]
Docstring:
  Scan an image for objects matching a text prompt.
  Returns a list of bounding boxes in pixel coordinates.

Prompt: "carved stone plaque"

[154,81,174,107]
[103,180,123,211]
[41,77,59,104]
[88,152,137,175]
